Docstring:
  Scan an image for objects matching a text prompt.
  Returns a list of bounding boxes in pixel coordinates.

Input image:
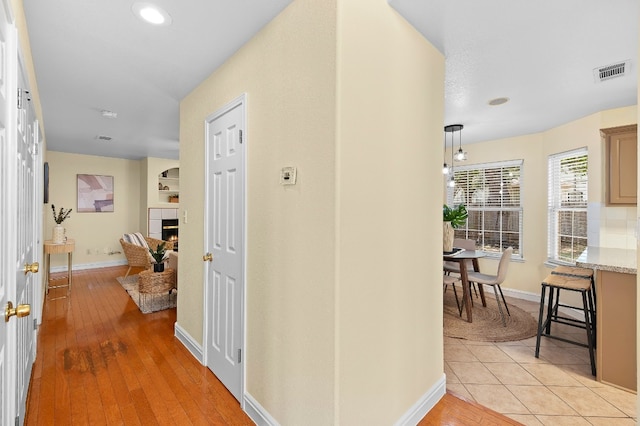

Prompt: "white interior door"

[204,94,246,402]
[0,1,34,425]
[15,59,37,424]
[0,1,17,424]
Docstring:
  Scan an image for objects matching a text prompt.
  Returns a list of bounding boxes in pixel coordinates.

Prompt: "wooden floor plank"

[25,266,519,425]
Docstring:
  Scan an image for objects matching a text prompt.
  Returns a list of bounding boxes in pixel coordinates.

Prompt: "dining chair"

[464,247,513,326]
[444,238,479,301]
[443,274,463,316]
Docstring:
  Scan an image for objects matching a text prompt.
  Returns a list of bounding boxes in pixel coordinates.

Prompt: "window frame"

[446,159,524,260]
[547,147,588,265]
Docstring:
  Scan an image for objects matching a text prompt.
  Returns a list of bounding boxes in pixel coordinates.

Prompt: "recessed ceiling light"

[101,109,118,119]
[132,2,172,26]
[488,97,510,106]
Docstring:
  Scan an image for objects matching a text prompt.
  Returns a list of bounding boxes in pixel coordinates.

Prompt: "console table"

[44,238,75,299]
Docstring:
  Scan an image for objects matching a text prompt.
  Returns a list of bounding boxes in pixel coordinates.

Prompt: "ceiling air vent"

[95,135,112,141]
[593,60,630,83]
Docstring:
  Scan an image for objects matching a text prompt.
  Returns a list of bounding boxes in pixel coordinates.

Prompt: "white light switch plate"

[280,167,297,185]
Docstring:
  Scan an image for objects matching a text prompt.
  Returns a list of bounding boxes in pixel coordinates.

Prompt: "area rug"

[443,287,538,342]
[116,275,177,314]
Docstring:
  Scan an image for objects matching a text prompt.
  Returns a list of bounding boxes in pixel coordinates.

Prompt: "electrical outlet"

[95,248,100,255]
[103,247,109,254]
[86,248,91,255]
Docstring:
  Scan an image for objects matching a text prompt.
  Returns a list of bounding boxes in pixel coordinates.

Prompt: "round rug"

[443,288,538,342]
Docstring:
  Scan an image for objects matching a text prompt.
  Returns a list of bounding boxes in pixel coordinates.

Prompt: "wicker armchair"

[120,236,174,278]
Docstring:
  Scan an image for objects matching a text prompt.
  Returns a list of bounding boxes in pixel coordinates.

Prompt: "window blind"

[447,159,523,258]
[547,148,588,263]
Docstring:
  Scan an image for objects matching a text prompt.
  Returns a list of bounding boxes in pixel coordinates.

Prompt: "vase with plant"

[51,204,72,243]
[443,204,468,252]
[149,242,167,272]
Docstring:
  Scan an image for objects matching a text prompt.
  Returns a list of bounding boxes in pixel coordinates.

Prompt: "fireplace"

[162,219,179,251]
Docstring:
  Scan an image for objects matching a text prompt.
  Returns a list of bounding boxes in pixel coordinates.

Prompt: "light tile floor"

[445,296,637,425]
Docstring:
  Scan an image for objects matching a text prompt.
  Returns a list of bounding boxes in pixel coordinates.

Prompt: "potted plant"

[51,204,72,243]
[443,204,468,252]
[149,242,167,272]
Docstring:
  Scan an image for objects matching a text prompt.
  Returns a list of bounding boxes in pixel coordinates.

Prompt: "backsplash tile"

[589,203,637,249]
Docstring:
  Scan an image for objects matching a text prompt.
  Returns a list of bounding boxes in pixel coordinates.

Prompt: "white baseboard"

[174,322,204,364]
[244,392,280,426]
[49,259,127,273]
[394,374,446,426]
[244,376,446,426]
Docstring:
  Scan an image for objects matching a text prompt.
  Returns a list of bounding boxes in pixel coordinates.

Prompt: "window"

[447,160,523,258]
[548,148,588,263]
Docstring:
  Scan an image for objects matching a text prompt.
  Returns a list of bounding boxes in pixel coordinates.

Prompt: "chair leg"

[535,284,548,358]
[581,291,596,376]
[545,287,556,334]
[496,285,510,316]
[451,283,462,316]
[493,285,507,327]
[587,288,596,348]
[124,266,132,279]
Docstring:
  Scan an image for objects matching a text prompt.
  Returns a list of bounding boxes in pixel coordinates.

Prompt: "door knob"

[5,301,31,322]
[203,253,213,262]
[24,262,39,275]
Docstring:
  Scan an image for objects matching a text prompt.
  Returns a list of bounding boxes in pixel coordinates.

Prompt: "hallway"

[25,266,252,425]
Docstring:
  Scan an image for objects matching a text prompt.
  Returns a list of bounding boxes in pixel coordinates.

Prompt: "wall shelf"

[158,167,179,203]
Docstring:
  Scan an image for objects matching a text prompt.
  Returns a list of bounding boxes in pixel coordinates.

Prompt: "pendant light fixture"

[452,124,467,162]
[442,132,450,175]
[444,124,463,187]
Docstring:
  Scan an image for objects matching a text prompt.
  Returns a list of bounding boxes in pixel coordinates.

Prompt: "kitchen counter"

[576,246,637,274]
[575,246,637,392]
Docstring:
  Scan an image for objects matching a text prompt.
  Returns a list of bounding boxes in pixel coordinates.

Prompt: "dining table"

[443,249,487,322]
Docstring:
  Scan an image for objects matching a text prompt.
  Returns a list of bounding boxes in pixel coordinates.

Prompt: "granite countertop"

[576,246,637,274]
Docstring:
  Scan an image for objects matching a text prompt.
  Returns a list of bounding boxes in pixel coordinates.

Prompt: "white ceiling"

[390,0,638,144]
[24,1,638,161]
[24,0,292,160]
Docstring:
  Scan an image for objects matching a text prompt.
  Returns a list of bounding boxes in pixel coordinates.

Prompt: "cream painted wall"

[180,0,338,423]
[180,0,445,423]
[335,0,444,424]
[446,106,637,296]
[45,151,142,268]
[11,0,44,139]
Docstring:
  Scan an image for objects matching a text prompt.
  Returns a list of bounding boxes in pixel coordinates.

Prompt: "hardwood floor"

[419,393,522,425]
[25,266,252,425]
[26,265,517,425]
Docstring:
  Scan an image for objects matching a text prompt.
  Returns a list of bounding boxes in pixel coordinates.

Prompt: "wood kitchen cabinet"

[601,124,637,205]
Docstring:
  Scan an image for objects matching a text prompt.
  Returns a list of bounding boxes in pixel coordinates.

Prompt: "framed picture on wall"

[77,174,114,212]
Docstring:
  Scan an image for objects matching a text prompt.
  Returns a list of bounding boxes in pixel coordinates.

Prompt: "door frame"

[202,93,247,406]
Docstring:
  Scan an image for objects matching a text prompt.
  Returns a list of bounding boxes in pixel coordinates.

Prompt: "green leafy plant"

[149,242,167,263]
[443,204,468,228]
[51,204,72,224]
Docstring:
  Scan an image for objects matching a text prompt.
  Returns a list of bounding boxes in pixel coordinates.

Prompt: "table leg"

[472,258,487,307]
[459,261,473,323]
[45,253,51,294]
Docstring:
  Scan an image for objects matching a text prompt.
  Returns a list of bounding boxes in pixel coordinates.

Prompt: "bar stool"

[551,265,596,342]
[535,273,596,376]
